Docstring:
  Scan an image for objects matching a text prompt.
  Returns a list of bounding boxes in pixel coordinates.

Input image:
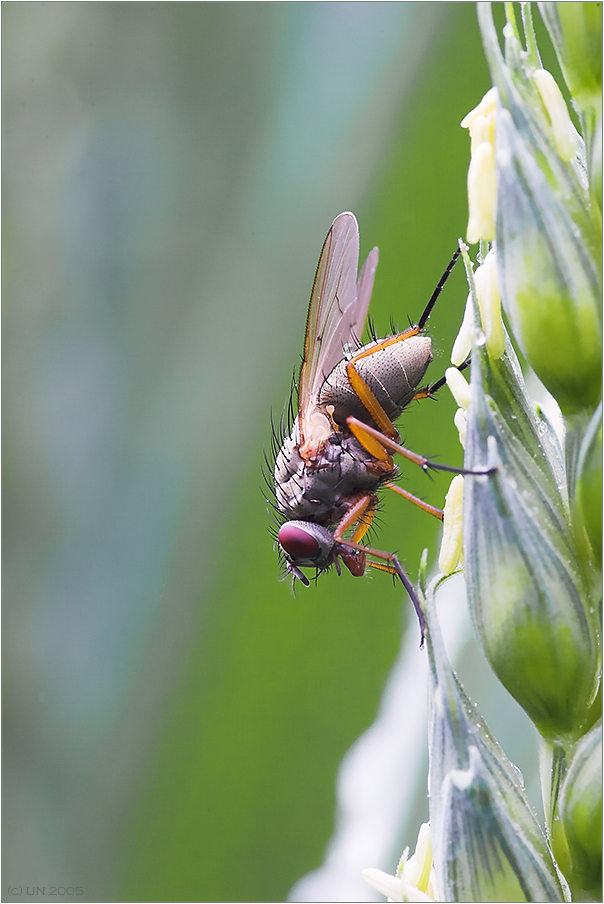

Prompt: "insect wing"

[300,212,359,407]
[299,212,376,449]
[354,244,379,339]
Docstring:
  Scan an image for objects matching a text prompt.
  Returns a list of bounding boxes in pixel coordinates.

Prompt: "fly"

[268,212,479,645]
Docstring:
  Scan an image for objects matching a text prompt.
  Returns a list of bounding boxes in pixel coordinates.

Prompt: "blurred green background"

[3,4,552,902]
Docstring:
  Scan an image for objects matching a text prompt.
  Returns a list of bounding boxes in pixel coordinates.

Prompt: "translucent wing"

[354,244,379,340]
[299,212,378,457]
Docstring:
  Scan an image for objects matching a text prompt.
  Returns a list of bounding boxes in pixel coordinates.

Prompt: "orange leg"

[411,388,434,402]
[366,560,398,574]
[351,325,421,360]
[385,482,444,521]
[346,416,493,477]
[344,327,423,440]
[333,494,377,545]
[412,357,471,402]
[345,360,398,439]
[347,416,432,470]
[347,416,394,466]
[331,494,373,579]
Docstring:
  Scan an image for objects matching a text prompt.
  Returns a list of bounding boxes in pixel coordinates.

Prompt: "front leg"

[347,416,495,477]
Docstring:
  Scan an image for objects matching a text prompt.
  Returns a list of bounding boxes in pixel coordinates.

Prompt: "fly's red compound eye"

[278,523,319,559]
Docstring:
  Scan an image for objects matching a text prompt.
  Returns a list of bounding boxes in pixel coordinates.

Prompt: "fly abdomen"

[319,334,432,427]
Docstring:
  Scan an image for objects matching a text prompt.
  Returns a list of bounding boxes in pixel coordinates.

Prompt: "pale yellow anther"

[475,249,505,359]
[454,407,467,448]
[460,86,498,131]
[451,292,474,366]
[466,141,496,244]
[446,367,471,410]
[463,88,498,245]
[533,68,579,162]
[439,475,464,575]
[467,111,496,155]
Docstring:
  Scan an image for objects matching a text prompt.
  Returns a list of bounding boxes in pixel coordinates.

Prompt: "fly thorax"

[273,430,383,524]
